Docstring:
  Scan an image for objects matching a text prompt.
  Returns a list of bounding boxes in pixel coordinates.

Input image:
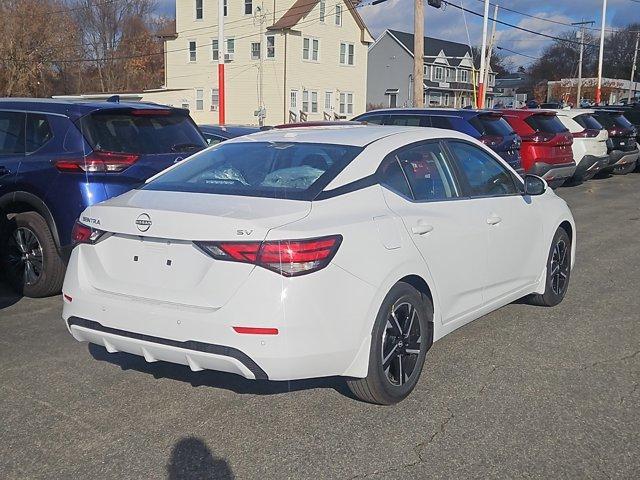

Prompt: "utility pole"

[254,5,267,126]
[572,20,594,107]
[217,0,226,124]
[477,0,490,109]
[596,0,607,105]
[628,32,639,103]
[414,0,424,107]
[483,3,499,109]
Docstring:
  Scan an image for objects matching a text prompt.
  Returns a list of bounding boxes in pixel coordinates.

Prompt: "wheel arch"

[0,192,61,250]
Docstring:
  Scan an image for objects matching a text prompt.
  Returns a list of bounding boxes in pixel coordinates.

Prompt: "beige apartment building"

[146,0,373,125]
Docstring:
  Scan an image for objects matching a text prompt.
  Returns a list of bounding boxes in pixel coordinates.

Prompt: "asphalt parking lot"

[1,173,639,480]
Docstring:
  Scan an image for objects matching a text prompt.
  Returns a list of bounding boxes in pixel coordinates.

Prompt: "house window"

[181,103,189,110]
[320,0,326,22]
[189,41,197,62]
[211,88,219,110]
[195,89,204,110]
[311,91,318,113]
[195,0,203,20]
[443,92,450,106]
[290,90,298,109]
[447,68,455,81]
[226,38,235,54]
[244,0,252,15]
[266,35,275,58]
[335,5,342,25]
[325,91,333,110]
[212,39,219,61]
[423,65,430,77]
[459,69,469,83]
[434,67,444,82]
[251,42,261,60]
[340,43,354,65]
[303,37,319,61]
[339,92,353,115]
[223,0,227,16]
[302,90,309,112]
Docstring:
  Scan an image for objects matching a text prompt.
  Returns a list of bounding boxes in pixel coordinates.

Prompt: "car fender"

[342,259,441,378]
[0,191,61,250]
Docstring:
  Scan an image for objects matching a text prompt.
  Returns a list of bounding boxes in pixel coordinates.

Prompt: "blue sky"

[157,0,640,68]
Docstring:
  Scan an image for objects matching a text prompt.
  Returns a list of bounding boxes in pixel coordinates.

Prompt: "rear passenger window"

[427,116,453,129]
[387,115,425,127]
[0,111,25,154]
[448,141,518,197]
[380,142,458,201]
[358,115,386,125]
[25,114,53,153]
[525,114,568,133]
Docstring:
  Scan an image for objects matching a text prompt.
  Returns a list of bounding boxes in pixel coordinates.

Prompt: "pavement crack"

[585,349,640,369]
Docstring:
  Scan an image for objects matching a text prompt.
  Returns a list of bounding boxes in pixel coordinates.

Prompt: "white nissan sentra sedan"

[62,125,575,404]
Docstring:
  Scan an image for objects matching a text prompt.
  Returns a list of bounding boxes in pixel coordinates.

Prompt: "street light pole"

[414,0,425,107]
[628,32,639,104]
[572,20,594,107]
[596,0,607,105]
[477,0,490,109]
[217,0,226,124]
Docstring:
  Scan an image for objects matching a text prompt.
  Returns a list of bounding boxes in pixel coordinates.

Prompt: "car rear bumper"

[574,155,609,180]
[607,148,639,166]
[529,161,577,183]
[62,247,376,381]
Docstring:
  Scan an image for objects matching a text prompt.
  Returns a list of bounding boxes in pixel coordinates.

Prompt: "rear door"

[379,140,487,323]
[0,110,25,198]
[446,140,543,301]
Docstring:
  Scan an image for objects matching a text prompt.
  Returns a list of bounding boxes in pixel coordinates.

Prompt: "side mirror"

[523,174,547,196]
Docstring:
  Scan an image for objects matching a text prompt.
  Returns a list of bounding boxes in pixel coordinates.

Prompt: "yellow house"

[147,0,373,125]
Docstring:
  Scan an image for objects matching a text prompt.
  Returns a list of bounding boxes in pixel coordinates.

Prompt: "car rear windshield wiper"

[170,143,204,153]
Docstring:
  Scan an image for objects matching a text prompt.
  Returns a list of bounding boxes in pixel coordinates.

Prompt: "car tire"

[3,212,65,298]
[527,227,572,307]
[347,282,433,405]
[613,161,637,175]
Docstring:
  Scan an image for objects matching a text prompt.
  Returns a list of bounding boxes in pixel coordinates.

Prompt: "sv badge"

[236,229,254,236]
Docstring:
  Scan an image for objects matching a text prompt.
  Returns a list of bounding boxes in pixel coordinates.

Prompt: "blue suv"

[352,108,523,174]
[0,98,207,297]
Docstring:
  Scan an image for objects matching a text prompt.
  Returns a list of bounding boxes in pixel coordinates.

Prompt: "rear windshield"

[574,114,603,130]
[612,114,635,129]
[623,109,640,125]
[143,141,363,200]
[78,110,206,154]
[525,114,569,133]
[592,112,615,128]
[469,114,515,136]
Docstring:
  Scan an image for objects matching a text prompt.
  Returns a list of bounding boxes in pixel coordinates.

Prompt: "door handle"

[411,224,434,235]
[486,215,502,225]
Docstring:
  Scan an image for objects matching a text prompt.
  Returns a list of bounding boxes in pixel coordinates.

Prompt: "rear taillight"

[521,132,555,143]
[573,129,600,138]
[609,128,634,138]
[71,221,105,245]
[480,135,504,147]
[130,109,172,116]
[195,235,342,277]
[55,151,140,173]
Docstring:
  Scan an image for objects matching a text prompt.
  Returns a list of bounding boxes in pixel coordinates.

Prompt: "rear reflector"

[55,151,140,173]
[195,235,342,277]
[63,294,73,302]
[233,327,279,335]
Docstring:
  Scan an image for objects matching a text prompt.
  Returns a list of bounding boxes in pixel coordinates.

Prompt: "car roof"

[552,108,595,117]
[222,124,461,147]
[499,108,558,118]
[357,108,496,119]
[0,97,174,118]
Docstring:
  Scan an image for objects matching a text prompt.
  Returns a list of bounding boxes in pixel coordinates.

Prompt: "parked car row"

[0,97,631,405]
[353,107,639,188]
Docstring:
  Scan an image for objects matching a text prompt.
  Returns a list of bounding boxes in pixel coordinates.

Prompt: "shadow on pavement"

[0,280,21,310]
[167,437,234,480]
[88,343,357,399]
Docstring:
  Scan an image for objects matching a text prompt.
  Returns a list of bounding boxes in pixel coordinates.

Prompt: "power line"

[443,1,598,47]
[496,45,540,60]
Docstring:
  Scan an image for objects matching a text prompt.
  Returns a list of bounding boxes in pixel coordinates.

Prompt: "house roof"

[269,0,373,43]
[386,29,479,68]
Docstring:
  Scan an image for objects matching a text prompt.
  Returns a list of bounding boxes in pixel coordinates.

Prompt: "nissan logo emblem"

[135,213,152,232]
[173,156,184,164]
